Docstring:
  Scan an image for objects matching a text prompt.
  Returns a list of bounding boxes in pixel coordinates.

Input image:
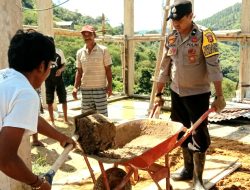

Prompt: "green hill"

[22,0,123,35]
[197,3,241,30]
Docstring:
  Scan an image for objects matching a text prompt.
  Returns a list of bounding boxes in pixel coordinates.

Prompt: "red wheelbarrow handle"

[174,108,215,148]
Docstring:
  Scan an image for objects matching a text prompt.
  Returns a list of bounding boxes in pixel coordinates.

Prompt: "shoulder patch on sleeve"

[168,34,176,45]
[202,29,219,58]
[166,30,177,46]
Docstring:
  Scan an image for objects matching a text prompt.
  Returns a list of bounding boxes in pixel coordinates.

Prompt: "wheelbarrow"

[78,108,214,190]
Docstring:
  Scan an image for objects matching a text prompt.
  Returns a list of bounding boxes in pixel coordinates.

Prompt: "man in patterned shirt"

[72,25,112,116]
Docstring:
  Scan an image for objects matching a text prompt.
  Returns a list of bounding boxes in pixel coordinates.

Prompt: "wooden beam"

[239,0,250,100]
[124,0,135,96]
[0,1,23,69]
[23,25,250,42]
[35,0,55,110]
[36,0,54,36]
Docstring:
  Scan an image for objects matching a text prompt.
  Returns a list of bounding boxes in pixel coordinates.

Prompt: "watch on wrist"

[31,177,47,190]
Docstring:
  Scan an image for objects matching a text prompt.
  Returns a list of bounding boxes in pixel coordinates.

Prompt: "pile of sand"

[97,119,183,160]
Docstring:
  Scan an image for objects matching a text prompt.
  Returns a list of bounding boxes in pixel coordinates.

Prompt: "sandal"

[32,141,45,147]
[64,121,73,125]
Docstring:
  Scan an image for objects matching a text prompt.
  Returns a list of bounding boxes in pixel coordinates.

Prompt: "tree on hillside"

[134,67,154,95]
[197,3,241,30]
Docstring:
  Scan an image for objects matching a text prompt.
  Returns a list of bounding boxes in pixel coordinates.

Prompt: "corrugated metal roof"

[208,101,250,122]
[55,21,73,26]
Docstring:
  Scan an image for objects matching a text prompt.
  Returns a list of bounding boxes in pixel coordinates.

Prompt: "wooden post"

[102,13,106,36]
[36,0,54,36]
[124,0,135,95]
[120,41,126,93]
[239,0,250,100]
[149,0,171,112]
[0,1,32,190]
[0,0,22,69]
[36,0,55,110]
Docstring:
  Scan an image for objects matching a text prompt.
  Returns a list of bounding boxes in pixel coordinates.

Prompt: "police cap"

[167,0,192,21]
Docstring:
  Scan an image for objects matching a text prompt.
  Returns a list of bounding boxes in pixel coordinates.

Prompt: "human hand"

[154,94,165,106]
[59,135,77,149]
[72,88,78,100]
[31,176,51,190]
[211,95,226,113]
[55,69,62,77]
[106,85,113,97]
[39,179,50,190]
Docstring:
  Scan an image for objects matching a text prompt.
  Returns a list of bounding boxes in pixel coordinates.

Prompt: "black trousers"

[170,90,211,153]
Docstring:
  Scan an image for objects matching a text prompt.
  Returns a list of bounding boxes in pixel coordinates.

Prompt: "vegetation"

[22,0,242,100]
[197,3,241,30]
[197,3,242,100]
[32,152,50,175]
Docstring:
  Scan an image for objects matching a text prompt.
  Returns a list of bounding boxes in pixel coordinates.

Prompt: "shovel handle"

[149,103,162,118]
[44,135,78,184]
[149,103,158,118]
[51,143,74,172]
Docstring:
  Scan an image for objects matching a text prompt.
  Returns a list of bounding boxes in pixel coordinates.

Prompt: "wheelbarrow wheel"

[93,168,132,190]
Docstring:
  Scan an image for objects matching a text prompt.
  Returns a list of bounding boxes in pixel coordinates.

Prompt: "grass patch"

[32,152,50,175]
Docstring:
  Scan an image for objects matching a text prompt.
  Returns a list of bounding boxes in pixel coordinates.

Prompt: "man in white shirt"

[0,30,75,190]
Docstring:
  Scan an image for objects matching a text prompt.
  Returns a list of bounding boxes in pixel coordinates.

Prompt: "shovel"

[44,110,97,184]
[43,135,78,184]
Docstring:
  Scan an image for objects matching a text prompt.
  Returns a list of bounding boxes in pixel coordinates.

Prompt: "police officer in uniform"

[155,0,226,189]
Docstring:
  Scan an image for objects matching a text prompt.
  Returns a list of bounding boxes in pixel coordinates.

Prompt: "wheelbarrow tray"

[86,118,184,169]
[82,109,213,190]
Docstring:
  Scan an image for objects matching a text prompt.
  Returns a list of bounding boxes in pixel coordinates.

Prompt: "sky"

[53,0,242,31]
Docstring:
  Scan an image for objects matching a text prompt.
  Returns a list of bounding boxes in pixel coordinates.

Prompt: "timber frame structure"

[23,0,250,111]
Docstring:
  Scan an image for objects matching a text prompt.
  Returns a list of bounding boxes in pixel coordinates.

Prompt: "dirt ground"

[31,116,250,190]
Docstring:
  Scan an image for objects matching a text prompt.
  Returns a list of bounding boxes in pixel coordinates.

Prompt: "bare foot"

[51,122,57,127]
[64,120,73,126]
[56,118,64,122]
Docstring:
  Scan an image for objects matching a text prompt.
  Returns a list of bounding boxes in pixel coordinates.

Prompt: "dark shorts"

[45,77,67,104]
[170,90,211,153]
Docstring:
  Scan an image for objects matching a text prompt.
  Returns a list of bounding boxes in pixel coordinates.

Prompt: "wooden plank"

[23,26,250,42]
[144,155,241,190]
[205,162,242,189]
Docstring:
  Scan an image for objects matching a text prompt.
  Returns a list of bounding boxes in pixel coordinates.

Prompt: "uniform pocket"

[183,46,201,66]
